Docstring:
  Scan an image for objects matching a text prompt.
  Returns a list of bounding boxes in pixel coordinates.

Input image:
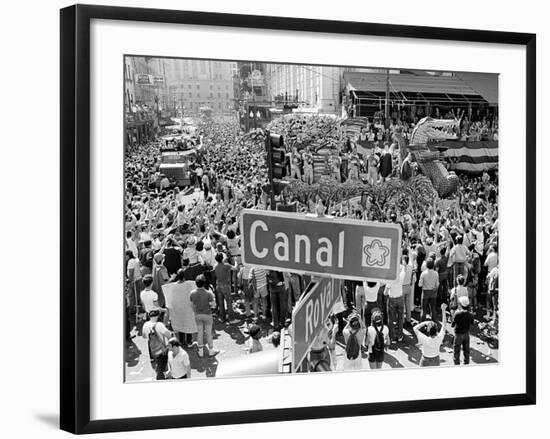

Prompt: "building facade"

[163,59,236,116]
[265,65,382,115]
[266,64,343,114]
[128,57,167,109]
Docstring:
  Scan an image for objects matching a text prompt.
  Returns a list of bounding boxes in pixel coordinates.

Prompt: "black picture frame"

[60,4,536,434]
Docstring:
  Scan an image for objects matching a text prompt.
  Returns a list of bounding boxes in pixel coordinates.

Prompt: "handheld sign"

[292,278,342,370]
[240,209,401,282]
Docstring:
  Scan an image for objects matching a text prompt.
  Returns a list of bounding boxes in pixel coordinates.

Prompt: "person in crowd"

[402,254,415,329]
[451,296,474,365]
[250,265,269,320]
[385,261,406,343]
[365,309,389,369]
[139,239,155,276]
[435,247,449,307]
[162,237,183,276]
[151,253,169,308]
[140,274,164,317]
[355,282,366,323]
[142,309,173,380]
[413,303,448,367]
[189,274,219,358]
[484,245,498,278]
[246,324,263,354]
[126,249,143,327]
[379,142,393,182]
[290,147,302,180]
[366,150,379,185]
[213,252,240,323]
[485,264,499,321]
[418,259,439,321]
[363,280,380,329]
[302,149,314,185]
[240,263,254,317]
[342,313,365,370]
[449,274,469,313]
[167,338,191,379]
[164,268,197,347]
[309,315,337,371]
[450,235,469,284]
[267,270,289,331]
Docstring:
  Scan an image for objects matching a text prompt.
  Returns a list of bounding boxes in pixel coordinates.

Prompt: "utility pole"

[265,129,276,210]
[385,68,390,128]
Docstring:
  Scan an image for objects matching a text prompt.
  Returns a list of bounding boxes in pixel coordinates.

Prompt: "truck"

[158,149,198,188]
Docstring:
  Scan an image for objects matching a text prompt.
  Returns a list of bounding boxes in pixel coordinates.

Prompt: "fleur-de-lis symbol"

[363,239,390,267]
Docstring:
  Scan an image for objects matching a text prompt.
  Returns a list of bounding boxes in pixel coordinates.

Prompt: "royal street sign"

[292,277,342,369]
[240,209,402,282]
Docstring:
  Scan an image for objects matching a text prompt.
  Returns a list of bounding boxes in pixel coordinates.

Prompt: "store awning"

[455,72,498,105]
[344,72,496,106]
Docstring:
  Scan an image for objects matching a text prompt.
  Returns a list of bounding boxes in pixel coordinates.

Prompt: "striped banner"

[438,141,498,173]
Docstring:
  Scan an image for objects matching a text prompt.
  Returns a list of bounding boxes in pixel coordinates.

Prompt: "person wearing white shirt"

[200,239,216,267]
[140,229,152,244]
[473,224,485,256]
[484,246,498,273]
[362,281,380,328]
[385,263,406,342]
[167,338,191,379]
[126,250,143,328]
[413,303,448,367]
[140,275,162,315]
[450,274,469,311]
[125,231,139,258]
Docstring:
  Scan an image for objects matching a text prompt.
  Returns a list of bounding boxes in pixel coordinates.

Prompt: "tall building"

[129,57,167,109]
[266,64,344,114]
[163,59,236,115]
[124,56,167,148]
[266,64,388,115]
[124,58,135,114]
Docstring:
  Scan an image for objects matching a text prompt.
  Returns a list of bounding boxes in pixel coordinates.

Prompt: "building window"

[188,84,191,89]
[196,84,199,89]
[210,84,213,90]
[189,92,192,98]
[197,93,200,98]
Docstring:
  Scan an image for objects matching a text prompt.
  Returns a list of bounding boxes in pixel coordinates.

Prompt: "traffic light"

[266,132,286,179]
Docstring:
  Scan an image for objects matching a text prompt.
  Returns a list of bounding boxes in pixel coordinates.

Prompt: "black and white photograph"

[124,57,499,382]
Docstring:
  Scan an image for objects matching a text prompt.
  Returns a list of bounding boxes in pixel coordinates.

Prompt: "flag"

[439,141,498,172]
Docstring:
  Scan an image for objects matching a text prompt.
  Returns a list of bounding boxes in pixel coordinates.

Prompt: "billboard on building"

[136,74,153,85]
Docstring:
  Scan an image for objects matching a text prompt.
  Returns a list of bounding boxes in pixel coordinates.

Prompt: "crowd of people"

[124,115,498,380]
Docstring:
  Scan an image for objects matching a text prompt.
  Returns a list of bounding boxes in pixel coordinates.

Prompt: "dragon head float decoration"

[396,117,460,198]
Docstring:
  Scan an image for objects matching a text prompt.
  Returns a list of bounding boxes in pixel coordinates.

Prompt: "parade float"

[394,116,461,198]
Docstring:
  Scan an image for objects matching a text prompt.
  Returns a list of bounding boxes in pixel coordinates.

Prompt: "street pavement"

[125,302,498,382]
